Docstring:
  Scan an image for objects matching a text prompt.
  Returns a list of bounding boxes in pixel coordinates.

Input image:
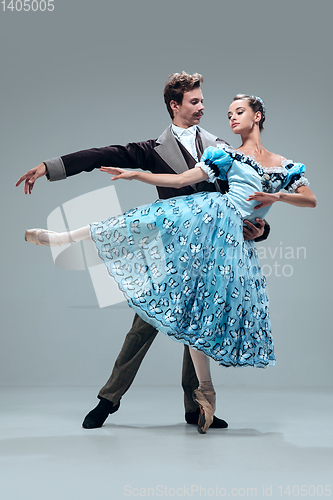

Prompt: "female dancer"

[25,95,316,433]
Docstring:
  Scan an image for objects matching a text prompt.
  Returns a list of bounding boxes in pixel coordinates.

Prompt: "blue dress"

[89,146,309,368]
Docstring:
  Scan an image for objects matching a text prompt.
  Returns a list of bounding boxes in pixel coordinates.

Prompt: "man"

[16,72,269,429]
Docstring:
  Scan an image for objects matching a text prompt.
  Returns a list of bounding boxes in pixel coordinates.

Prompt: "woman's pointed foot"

[25,229,73,246]
[25,229,51,246]
[192,388,214,434]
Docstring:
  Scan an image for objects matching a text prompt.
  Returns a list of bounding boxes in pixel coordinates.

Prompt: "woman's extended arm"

[100,166,209,188]
[247,185,317,209]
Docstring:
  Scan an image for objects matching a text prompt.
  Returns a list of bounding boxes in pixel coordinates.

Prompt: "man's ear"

[170,100,179,115]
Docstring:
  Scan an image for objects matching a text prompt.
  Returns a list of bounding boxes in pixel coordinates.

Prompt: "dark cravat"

[195,132,204,159]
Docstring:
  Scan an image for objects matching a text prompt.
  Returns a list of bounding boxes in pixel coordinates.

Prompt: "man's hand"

[243,218,265,241]
[15,163,47,194]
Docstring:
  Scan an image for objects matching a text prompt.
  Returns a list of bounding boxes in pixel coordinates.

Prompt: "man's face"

[171,87,204,128]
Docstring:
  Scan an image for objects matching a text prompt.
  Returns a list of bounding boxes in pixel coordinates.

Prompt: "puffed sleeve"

[195,146,233,183]
[281,162,310,192]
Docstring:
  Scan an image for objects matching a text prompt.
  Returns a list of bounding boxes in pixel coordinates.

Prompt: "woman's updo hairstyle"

[232,94,266,132]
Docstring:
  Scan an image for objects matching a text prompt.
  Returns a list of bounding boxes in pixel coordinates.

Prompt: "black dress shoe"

[82,398,120,429]
[210,415,228,429]
[185,409,228,429]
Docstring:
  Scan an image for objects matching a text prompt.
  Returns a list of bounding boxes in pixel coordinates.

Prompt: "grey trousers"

[98,313,199,413]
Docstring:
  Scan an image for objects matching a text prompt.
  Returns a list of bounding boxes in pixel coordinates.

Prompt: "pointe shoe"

[25,229,52,246]
[192,388,214,434]
[25,228,74,246]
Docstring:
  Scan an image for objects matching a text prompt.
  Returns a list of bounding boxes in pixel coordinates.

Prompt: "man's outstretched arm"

[15,140,157,194]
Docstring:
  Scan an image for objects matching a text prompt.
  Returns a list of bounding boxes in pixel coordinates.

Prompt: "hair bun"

[250,96,266,116]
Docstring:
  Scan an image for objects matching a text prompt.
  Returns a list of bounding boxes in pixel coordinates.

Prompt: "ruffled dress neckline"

[219,144,293,174]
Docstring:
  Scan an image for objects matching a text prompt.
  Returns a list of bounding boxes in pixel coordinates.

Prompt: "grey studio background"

[1,1,333,499]
[1,0,331,388]
[0,0,333,386]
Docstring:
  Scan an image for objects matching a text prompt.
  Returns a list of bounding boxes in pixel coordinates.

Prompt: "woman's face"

[227,100,260,134]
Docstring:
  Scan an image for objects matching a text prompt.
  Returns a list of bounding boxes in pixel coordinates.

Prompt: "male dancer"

[16,72,268,429]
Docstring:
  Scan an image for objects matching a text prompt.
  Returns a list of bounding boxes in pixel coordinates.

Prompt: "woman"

[25,95,316,433]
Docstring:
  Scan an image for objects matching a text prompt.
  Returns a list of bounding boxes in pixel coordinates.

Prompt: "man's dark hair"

[164,72,204,119]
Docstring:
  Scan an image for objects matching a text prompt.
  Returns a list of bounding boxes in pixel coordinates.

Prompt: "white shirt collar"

[171,124,198,138]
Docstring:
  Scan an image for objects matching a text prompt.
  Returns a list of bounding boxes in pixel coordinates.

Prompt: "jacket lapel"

[154,127,189,175]
[198,127,225,151]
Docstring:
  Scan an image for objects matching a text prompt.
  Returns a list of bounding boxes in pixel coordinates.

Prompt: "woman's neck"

[238,130,265,154]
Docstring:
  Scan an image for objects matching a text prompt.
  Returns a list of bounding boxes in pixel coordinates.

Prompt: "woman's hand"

[101,165,207,188]
[247,191,280,209]
[100,166,136,181]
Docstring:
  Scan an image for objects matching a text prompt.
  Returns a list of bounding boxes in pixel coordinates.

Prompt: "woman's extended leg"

[189,347,216,434]
[25,226,91,246]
